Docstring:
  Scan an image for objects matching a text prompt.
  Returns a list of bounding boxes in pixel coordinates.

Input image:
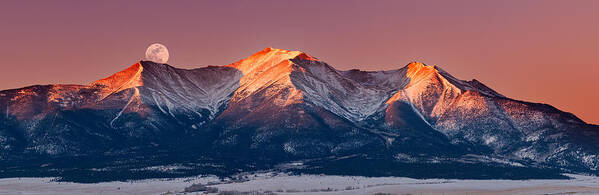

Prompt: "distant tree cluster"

[184,183,218,193]
[217,190,277,195]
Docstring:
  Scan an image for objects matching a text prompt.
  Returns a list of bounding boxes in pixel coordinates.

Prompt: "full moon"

[145,43,169,64]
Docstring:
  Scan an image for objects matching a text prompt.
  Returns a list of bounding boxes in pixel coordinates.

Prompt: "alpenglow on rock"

[0,47,598,181]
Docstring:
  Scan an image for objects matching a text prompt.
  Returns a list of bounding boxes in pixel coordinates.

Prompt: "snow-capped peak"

[403,61,449,87]
[227,47,317,76]
[406,61,436,74]
[89,62,144,99]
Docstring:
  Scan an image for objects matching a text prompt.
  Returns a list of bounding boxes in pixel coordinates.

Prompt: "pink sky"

[0,0,597,124]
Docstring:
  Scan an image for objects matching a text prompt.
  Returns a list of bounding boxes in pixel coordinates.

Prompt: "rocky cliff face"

[0,48,597,181]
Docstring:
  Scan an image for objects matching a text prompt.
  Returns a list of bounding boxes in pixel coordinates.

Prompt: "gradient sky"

[1,0,598,124]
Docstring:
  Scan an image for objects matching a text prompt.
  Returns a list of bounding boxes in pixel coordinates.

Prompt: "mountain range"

[1,48,598,182]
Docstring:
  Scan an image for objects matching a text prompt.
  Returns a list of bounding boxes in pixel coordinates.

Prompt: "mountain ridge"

[0,47,597,182]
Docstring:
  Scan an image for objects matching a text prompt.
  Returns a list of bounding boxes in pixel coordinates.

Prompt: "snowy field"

[2,173,599,195]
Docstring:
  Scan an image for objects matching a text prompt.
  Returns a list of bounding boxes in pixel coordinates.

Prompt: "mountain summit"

[0,48,597,181]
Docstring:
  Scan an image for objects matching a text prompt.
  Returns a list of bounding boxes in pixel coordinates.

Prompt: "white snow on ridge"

[292,62,394,121]
[139,63,243,119]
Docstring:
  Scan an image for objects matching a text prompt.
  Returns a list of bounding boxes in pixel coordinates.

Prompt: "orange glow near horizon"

[0,1,598,124]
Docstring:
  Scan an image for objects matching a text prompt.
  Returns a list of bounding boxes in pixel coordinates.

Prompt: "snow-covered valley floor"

[2,173,599,195]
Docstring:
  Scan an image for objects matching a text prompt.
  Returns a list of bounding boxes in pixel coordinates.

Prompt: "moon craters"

[145,43,169,64]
